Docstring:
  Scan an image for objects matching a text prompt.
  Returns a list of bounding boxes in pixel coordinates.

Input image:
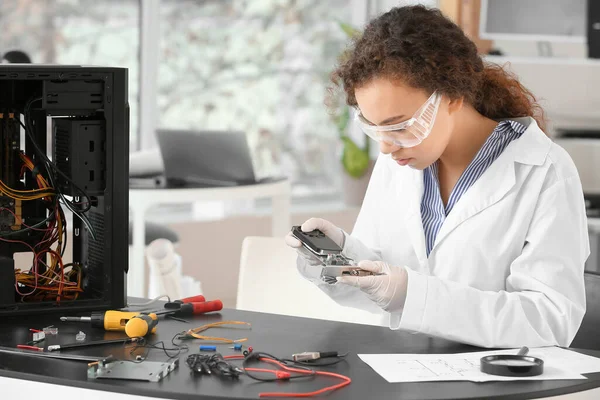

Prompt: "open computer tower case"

[0,65,128,316]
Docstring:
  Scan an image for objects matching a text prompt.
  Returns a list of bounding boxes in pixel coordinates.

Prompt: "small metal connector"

[43,326,58,335]
[292,352,320,362]
[32,332,45,342]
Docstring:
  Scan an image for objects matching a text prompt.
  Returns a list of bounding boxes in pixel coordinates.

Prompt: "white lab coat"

[298,117,589,348]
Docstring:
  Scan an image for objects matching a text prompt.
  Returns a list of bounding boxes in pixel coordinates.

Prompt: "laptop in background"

[156,129,263,187]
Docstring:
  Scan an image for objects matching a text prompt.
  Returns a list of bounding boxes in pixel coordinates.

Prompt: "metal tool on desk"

[0,346,108,362]
[145,295,223,318]
[48,337,142,352]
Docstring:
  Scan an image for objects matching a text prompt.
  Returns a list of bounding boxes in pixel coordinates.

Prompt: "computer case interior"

[0,65,129,315]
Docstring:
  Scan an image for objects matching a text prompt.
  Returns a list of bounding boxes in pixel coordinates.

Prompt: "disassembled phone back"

[296,239,376,284]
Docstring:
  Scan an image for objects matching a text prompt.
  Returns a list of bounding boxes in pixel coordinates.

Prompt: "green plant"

[333,21,370,178]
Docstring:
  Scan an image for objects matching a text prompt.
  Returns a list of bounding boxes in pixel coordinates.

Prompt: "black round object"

[2,50,32,63]
[480,354,544,377]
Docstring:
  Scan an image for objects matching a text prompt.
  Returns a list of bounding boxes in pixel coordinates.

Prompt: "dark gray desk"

[0,308,599,400]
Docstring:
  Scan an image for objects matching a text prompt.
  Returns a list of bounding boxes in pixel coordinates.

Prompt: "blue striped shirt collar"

[421,119,527,255]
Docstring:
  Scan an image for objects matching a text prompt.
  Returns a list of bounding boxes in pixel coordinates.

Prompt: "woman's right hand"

[285,218,345,266]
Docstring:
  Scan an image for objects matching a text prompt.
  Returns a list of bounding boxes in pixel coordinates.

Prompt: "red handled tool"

[168,294,206,305]
[153,295,223,317]
[163,295,206,311]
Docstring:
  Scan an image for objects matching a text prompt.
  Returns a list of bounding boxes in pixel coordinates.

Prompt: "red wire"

[37,249,64,301]
[0,236,41,297]
[35,259,77,286]
[16,345,43,351]
[223,355,352,398]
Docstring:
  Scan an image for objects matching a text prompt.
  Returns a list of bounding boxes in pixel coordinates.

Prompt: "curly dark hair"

[331,5,546,131]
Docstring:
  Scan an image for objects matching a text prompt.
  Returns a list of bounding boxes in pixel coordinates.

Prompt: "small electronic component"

[32,332,45,343]
[43,326,58,335]
[0,197,21,232]
[292,351,344,362]
[186,353,242,377]
[292,352,320,362]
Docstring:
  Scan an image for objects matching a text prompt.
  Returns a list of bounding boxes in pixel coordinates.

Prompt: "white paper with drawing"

[358,347,600,383]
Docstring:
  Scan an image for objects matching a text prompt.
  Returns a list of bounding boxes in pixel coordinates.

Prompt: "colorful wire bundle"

[1,147,81,302]
[179,321,252,344]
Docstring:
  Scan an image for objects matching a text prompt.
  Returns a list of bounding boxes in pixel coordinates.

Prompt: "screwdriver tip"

[60,317,67,321]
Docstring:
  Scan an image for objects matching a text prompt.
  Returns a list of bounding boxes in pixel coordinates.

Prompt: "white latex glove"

[337,260,408,313]
[284,218,345,266]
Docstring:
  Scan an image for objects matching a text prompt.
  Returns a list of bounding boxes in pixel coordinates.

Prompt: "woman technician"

[286,6,589,348]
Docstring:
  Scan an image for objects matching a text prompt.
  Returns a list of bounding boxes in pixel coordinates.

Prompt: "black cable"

[281,354,349,367]
[58,204,67,256]
[172,331,189,347]
[125,333,190,363]
[22,98,93,213]
[186,353,243,378]
[242,352,316,382]
[17,106,96,239]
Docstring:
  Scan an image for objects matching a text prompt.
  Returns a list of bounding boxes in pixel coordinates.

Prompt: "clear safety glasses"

[355,91,442,148]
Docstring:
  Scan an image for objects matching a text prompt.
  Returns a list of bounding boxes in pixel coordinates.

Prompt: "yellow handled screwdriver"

[60,311,158,337]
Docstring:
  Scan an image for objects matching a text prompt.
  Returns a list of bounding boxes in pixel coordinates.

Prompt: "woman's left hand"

[337,260,408,312]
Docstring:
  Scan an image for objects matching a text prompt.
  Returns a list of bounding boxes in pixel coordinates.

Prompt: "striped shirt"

[421,120,527,256]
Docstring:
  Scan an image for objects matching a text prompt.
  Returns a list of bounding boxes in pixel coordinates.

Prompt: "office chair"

[571,272,600,350]
[236,236,383,326]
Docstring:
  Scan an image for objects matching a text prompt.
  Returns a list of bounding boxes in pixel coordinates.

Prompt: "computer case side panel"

[106,68,129,307]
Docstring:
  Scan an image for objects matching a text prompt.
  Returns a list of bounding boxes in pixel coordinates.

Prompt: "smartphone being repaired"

[291,226,378,283]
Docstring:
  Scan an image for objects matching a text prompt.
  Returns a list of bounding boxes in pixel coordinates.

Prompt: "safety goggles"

[355,91,441,148]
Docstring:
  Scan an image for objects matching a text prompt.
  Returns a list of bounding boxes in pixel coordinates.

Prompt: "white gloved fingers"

[383,266,409,312]
[300,217,328,233]
[337,274,384,292]
[300,218,344,248]
[336,275,361,288]
[285,232,302,248]
[337,275,376,291]
[357,260,390,275]
[338,262,409,313]
[338,274,391,310]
